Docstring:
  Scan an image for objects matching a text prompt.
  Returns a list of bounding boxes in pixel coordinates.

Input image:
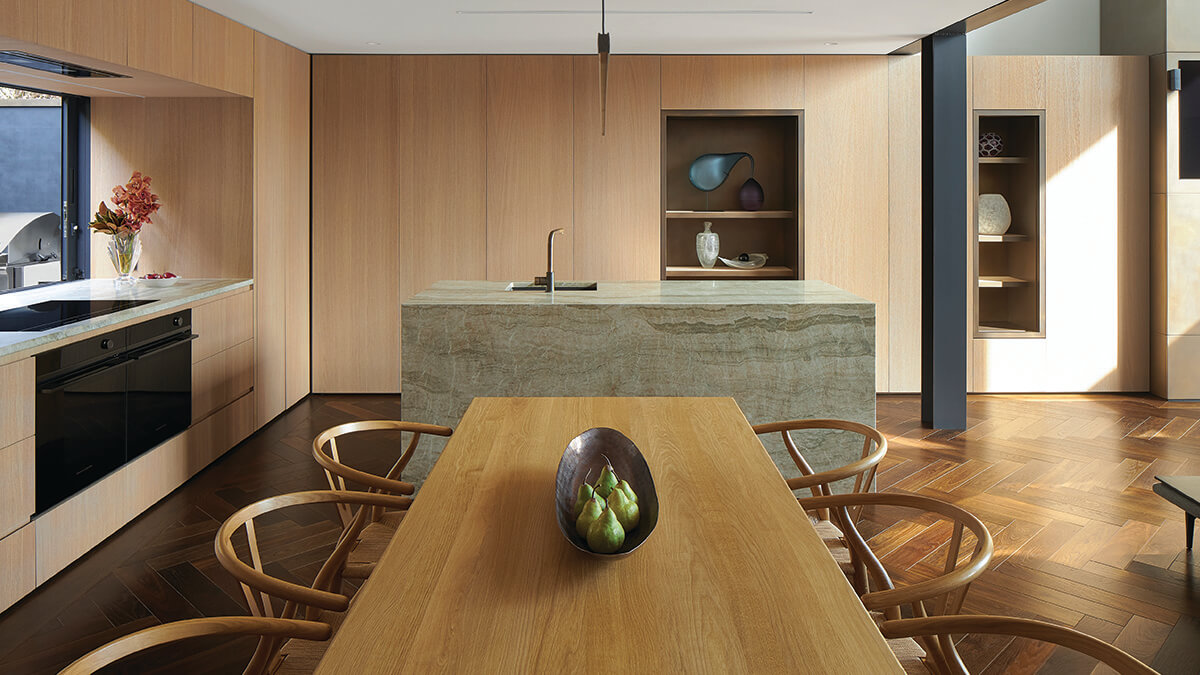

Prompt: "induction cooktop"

[0,299,157,332]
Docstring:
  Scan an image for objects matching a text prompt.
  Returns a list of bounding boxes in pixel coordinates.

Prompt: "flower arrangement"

[89,171,161,235]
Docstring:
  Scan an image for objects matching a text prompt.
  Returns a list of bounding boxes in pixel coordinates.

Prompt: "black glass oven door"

[35,357,128,513]
[126,331,195,461]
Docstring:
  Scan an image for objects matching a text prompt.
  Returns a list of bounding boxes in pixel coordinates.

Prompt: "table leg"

[1188,513,1195,550]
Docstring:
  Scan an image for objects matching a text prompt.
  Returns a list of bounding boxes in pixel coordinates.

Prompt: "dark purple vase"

[739,178,764,211]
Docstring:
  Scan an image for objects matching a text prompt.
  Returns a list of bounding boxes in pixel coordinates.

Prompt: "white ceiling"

[190,0,1004,55]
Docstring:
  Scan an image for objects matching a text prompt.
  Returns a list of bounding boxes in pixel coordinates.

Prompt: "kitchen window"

[0,83,89,294]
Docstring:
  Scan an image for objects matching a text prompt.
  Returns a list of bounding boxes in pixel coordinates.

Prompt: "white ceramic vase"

[696,221,719,268]
[978,194,1012,235]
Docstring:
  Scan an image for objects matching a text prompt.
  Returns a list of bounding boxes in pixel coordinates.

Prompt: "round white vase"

[978,194,1012,235]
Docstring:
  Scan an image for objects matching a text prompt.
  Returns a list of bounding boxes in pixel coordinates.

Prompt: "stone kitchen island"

[401,280,875,484]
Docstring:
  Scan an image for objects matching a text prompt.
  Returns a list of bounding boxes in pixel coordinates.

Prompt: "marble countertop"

[0,278,252,361]
[404,280,872,307]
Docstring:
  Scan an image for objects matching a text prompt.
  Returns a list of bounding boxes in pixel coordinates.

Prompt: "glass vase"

[696,221,719,269]
[108,231,141,283]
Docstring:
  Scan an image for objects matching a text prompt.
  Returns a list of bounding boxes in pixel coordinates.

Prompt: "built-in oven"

[35,310,195,513]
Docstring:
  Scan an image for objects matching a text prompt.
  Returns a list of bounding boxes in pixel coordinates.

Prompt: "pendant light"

[598,0,610,136]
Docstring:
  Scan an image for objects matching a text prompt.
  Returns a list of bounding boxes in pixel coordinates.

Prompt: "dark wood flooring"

[1,393,1197,673]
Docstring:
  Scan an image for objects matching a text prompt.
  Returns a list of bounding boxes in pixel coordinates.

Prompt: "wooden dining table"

[315,397,902,673]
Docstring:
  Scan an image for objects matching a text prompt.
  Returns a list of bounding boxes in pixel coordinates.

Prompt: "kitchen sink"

[506,281,598,291]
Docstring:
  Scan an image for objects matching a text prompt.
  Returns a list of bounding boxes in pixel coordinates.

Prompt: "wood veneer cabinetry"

[254,34,311,420]
[661,56,805,110]
[192,4,253,97]
[126,0,192,81]
[36,0,127,66]
[0,357,34,448]
[0,524,34,613]
[312,56,401,393]
[0,0,37,41]
[485,56,575,282]
[573,55,661,281]
[398,56,487,304]
[0,438,34,540]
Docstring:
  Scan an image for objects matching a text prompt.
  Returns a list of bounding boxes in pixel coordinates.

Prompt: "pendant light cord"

[602,0,606,33]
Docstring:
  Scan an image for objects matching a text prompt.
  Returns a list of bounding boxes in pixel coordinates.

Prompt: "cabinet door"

[126,0,192,81]
[0,438,34,540]
[192,4,253,96]
[36,0,128,65]
[312,56,401,393]
[572,55,661,281]
[0,0,37,42]
[0,358,34,449]
[0,524,35,613]
[485,56,574,282]
[255,34,311,422]
[661,56,804,110]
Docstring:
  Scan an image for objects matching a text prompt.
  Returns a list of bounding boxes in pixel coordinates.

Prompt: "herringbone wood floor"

[0,394,1197,673]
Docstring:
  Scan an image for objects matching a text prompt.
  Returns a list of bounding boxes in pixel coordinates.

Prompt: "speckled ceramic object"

[978,193,1013,235]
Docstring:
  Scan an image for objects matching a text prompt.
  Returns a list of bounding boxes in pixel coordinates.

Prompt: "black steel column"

[921,25,968,429]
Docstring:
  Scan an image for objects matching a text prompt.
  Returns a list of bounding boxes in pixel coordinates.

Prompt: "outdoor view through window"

[0,85,65,292]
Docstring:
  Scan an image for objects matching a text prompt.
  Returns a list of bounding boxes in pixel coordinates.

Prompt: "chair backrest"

[752,418,888,498]
[58,616,331,675]
[214,489,412,622]
[799,491,993,669]
[880,616,1159,675]
[312,420,453,528]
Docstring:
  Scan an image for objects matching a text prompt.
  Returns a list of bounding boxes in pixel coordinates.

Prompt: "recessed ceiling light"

[824,42,839,46]
[365,41,381,47]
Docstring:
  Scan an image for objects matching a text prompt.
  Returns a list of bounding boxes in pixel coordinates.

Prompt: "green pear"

[576,495,605,538]
[586,506,626,554]
[594,462,619,499]
[605,484,640,531]
[616,479,638,504]
[572,482,596,518]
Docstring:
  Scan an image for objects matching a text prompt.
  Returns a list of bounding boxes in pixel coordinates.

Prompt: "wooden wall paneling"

[803,56,891,392]
[572,55,661,281]
[0,357,33,448]
[974,56,1149,393]
[485,56,575,282]
[887,55,922,393]
[971,56,1046,110]
[0,438,34,540]
[0,524,34,613]
[36,0,127,65]
[192,4,253,97]
[397,56,486,305]
[0,0,37,41]
[661,56,804,110]
[254,34,311,422]
[89,98,254,280]
[35,393,254,584]
[283,46,312,409]
[1042,56,1147,391]
[312,56,401,393]
[126,0,192,81]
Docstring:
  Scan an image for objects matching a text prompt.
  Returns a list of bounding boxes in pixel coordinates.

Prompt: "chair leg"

[1188,513,1195,550]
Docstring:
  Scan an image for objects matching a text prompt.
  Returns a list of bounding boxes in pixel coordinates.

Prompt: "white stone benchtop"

[0,278,252,361]
[403,280,873,307]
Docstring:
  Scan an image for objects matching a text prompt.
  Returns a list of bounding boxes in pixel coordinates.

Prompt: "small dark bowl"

[555,427,659,559]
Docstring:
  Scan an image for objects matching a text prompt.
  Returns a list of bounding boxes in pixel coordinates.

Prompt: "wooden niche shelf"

[660,112,803,281]
[974,111,1045,338]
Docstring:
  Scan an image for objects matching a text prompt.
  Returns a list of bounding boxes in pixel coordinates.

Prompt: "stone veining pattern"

[402,281,875,486]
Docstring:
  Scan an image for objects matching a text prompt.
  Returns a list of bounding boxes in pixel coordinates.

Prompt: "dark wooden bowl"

[555,427,659,559]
